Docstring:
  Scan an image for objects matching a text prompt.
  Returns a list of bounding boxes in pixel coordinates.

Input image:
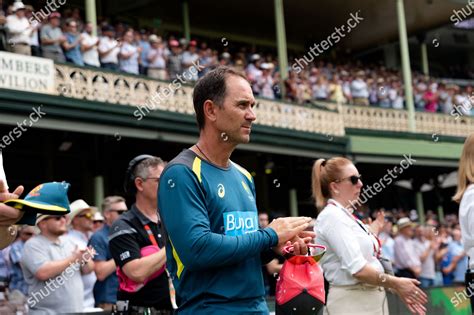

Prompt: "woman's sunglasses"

[335,174,362,185]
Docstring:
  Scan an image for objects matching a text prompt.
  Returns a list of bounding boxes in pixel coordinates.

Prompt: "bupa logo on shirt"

[223,211,258,236]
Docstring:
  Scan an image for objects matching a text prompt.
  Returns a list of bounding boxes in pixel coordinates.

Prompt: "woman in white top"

[312,157,427,315]
[453,133,474,312]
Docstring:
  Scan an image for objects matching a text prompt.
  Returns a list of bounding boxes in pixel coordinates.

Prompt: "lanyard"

[144,224,158,247]
[327,200,382,258]
[143,223,178,309]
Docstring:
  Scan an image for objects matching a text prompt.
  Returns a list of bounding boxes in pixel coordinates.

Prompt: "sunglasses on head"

[335,174,362,185]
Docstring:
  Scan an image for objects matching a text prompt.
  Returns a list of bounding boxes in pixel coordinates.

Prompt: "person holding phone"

[453,133,474,313]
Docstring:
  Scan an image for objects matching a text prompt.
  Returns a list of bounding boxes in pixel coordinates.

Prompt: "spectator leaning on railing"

[62,19,84,66]
[80,21,100,67]
[98,25,120,71]
[147,35,168,80]
[5,1,37,56]
[2,8,474,115]
[119,30,141,75]
[40,12,66,62]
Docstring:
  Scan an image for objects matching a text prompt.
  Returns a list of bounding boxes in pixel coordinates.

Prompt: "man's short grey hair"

[102,195,126,213]
[133,157,167,179]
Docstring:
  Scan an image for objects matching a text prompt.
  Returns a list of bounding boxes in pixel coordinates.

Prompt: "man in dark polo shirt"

[89,196,128,312]
[109,155,171,314]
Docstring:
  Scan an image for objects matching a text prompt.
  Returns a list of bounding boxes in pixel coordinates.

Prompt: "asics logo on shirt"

[217,183,225,198]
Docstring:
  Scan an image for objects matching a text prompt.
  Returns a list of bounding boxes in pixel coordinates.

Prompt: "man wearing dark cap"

[109,156,172,314]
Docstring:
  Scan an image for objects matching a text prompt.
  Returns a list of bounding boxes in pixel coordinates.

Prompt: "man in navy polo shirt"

[89,196,128,312]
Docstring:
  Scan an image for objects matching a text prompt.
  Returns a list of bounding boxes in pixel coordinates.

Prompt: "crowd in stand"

[364,208,468,288]
[1,2,473,116]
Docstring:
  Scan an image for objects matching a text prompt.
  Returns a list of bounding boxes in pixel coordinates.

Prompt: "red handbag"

[275,244,326,315]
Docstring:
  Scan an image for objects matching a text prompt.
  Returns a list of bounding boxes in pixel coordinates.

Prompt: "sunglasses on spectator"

[142,177,160,183]
[22,232,34,236]
[77,213,93,219]
[335,174,362,185]
[47,215,67,221]
[110,209,127,215]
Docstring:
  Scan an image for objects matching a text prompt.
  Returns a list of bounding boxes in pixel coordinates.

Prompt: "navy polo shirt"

[89,224,119,304]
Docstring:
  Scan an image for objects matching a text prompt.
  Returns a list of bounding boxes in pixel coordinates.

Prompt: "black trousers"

[395,268,416,279]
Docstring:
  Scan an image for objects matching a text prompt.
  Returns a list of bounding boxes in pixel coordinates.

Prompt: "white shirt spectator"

[6,14,31,44]
[414,239,435,280]
[393,234,421,270]
[81,32,100,67]
[438,90,452,114]
[257,74,275,99]
[29,26,39,47]
[119,42,139,74]
[182,50,199,81]
[342,81,352,100]
[379,231,395,262]
[314,199,383,285]
[246,63,262,86]
[312,83,329,99]
[350,79,369,98]
[460,184,474,269]
[456,93,473,116]
[148,46,167,69]
[98,36,120,64]
[67,230,96,310]
[390,89,404,109]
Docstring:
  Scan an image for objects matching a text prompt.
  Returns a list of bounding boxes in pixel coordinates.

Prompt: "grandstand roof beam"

[396,0,416,132]
[274,0,289,95]
[85,0,98,36]
[420,42,429,76]
[417,33,430,76]
[182,0,191,42]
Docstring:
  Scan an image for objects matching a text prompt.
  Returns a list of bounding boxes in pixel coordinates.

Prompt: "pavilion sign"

[0,51,55,94]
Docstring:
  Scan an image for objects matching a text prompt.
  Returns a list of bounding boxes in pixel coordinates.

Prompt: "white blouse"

[314,199,383,285]
[460,184,474,269]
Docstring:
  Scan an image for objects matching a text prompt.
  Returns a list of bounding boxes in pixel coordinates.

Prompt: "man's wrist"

[264,227,279,247]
